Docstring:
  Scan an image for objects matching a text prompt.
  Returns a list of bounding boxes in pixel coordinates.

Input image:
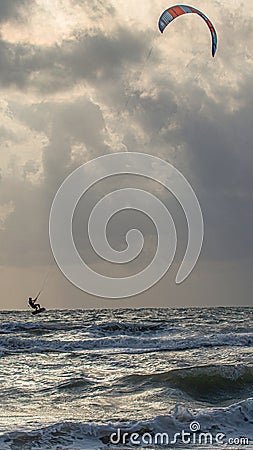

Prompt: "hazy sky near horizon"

[0,0,253,309]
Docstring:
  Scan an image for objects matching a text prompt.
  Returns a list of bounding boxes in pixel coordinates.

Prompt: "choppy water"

[0,307,252,449]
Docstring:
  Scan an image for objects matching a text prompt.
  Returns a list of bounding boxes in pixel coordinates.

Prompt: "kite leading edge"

[158,5,217,57]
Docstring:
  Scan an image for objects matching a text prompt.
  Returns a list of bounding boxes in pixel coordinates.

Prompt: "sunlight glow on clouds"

[0,0,252,307]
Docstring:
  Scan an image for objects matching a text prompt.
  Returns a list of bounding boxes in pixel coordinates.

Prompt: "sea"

[0,307,252,449]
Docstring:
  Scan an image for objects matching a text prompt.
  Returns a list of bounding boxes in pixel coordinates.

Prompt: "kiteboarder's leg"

[35,303,41,310]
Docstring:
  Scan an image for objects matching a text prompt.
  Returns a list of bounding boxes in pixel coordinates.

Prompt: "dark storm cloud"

[0,95,111,266]
[0,0,30,23]
[3,35,253,268]
[0,27,152,92]
[11,96,110,190]
[0,39,29,88]
[178,77,253,262]
[109,47,253,265]
[1,0,253,307]
[41,99,111,192]
[61,28,149,81]
[0,38,56,89]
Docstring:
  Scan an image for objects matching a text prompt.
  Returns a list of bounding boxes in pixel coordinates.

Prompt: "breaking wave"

[0,398,252,449]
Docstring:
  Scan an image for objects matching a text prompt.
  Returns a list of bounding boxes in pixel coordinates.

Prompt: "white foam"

[0,398,252,449]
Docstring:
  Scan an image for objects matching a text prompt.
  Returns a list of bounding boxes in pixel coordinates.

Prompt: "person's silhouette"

[28,296,41,311]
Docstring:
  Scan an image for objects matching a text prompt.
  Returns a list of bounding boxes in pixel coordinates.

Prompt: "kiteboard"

[32,307,46,315]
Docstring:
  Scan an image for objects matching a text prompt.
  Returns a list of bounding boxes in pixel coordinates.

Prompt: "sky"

[0,0,252,309]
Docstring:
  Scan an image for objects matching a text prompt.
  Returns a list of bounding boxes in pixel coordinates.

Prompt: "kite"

[158,5,217,57]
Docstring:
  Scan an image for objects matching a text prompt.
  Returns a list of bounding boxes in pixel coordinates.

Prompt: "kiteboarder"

[28,296,41,311]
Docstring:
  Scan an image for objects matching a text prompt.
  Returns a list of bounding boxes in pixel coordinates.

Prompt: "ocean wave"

[117,364,253,403]
[40,376,93,393]
[0,330,252,357]
[0,321,89,335]
[89,320,170,335]
[0,319,171,339]
[0,398,252,449]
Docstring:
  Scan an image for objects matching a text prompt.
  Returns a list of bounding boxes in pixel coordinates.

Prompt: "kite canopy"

[158,4,217,57]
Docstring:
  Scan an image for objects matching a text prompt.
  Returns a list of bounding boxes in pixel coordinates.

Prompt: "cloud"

[0,124,19,144]
[0,27,152,94]
[0,0,30,23]
[70,0,116,18]
[0,94,112,266]
[0,0,253,306]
